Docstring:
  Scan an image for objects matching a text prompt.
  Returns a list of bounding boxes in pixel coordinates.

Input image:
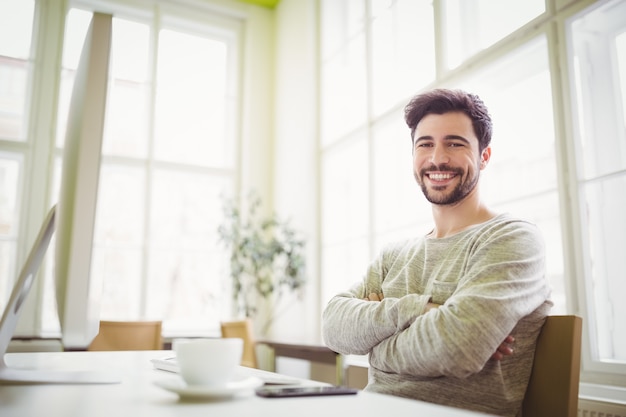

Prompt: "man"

[322,89,552,417]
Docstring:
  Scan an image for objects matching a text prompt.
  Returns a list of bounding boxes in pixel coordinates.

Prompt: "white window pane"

[583,177,626,361]
[320,34,368,145]
[371,114,428,238]
[321,135,369,245]
[61,9,93,70]
[320,0,366,61]
[0,153,21,307]
[571,1,626,179]
[91,165,145,319]
[95,248,143,319]
[94,165,146,245]
[370,0,435,116]
[149,170,229,247]
[569,0,626,365]
[102,80,150,158]
[0,155,21,237]
[0,0,34,59]
[444,0,545,69]
[154,29,232,168]
[102,18,151,158]
[145,246,229,334]
[0,58,29,140]
[147,170,232,329]
[320,0,367,145]
[111,18,150,83]
[0,0,34,141]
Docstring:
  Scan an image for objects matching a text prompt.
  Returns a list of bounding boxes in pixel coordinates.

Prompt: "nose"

[430,144,450,165]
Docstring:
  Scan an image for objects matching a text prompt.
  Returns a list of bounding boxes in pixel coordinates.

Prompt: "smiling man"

[322,89,553,417]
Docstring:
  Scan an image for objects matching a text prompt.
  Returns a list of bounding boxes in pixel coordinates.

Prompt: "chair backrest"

[220,319,258,368]
[522,315,582,417]
[88,320,163,351]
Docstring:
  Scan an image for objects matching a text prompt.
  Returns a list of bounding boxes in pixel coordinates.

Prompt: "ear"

[480,146,491,169]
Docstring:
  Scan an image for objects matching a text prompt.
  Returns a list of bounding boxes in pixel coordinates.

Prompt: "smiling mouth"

[427,172,456,181]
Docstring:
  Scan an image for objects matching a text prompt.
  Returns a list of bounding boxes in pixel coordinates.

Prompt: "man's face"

[412,111,490,205]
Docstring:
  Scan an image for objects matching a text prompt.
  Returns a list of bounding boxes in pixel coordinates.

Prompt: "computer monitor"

[0,12,119,384]
[54,10,109,352]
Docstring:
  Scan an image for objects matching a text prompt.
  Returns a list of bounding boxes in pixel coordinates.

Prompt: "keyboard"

[151,357,302,385]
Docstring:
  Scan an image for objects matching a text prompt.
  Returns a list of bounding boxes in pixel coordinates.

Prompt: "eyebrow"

[414,135,471,144]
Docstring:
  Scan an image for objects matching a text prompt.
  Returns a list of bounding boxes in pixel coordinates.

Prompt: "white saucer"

[155,376,263,400]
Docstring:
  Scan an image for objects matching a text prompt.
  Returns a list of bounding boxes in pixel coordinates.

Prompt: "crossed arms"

[322,221,550,378]
[365,293,514,361]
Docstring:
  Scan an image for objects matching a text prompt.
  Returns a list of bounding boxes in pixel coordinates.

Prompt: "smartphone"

[255,386,359,398]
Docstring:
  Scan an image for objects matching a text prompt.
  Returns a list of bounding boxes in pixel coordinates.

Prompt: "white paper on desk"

[151,357,302,385]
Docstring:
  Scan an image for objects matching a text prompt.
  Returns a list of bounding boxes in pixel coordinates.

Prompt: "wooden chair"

[522,315,583,417]
[88,320,163,351]
[220,319,258,368]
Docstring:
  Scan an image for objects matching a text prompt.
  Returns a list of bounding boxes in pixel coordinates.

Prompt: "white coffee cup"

[173,338,243,386]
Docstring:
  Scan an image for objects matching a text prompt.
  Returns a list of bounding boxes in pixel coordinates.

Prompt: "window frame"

[557,0,626,383]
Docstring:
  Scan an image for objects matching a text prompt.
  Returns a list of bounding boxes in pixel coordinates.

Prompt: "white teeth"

[429,173,454,180]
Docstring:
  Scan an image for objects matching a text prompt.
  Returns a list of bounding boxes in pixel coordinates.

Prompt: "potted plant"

[217,191,307,335]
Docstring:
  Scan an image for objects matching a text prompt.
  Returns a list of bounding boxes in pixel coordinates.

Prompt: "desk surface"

[1,351,493,417]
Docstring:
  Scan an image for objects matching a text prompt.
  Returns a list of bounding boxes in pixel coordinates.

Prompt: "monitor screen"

[0,12,118,384]
[54,10,110,351]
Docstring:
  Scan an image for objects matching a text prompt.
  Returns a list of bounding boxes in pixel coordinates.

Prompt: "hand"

[363,293,384,301]
[491,335,515,361]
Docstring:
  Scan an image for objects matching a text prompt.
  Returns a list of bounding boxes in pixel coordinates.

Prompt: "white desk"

[0,351,494,417]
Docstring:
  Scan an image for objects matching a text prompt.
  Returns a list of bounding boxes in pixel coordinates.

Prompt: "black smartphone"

[255,386,359,398]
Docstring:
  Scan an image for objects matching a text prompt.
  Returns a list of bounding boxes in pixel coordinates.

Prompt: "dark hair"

[404,88,492,151]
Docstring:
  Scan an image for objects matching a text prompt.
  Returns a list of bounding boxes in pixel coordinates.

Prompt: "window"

[319,0,626,389]
[48,6,239,336]
[443,0,545,69]
[568,0,626,368]
[1,0,242,338]
[0,0,35,308]
[369,0,435,117]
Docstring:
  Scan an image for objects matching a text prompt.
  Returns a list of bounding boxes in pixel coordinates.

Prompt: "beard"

[414,163,480,205]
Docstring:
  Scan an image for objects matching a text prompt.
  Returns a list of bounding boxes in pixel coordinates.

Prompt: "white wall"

[238,4,275,201]
[269,0,320,342]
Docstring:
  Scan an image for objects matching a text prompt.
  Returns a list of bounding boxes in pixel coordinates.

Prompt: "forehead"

[415,111,476,141]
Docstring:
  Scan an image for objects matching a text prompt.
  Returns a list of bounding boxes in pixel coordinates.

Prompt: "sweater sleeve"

[369,221,550,378]
[322,247,430,355]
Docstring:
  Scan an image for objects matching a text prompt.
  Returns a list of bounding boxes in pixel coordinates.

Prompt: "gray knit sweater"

[322,213,553,417]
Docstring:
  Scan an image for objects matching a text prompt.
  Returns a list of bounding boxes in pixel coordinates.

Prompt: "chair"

[220,319,258,368]
[88,320,163,351]
[522,315,583,417]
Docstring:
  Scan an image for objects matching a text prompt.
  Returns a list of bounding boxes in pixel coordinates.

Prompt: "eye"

[415,142,433,148]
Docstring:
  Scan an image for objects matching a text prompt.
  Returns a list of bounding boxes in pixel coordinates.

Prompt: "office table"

[257,339,344,385]
[0,351,495,417]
